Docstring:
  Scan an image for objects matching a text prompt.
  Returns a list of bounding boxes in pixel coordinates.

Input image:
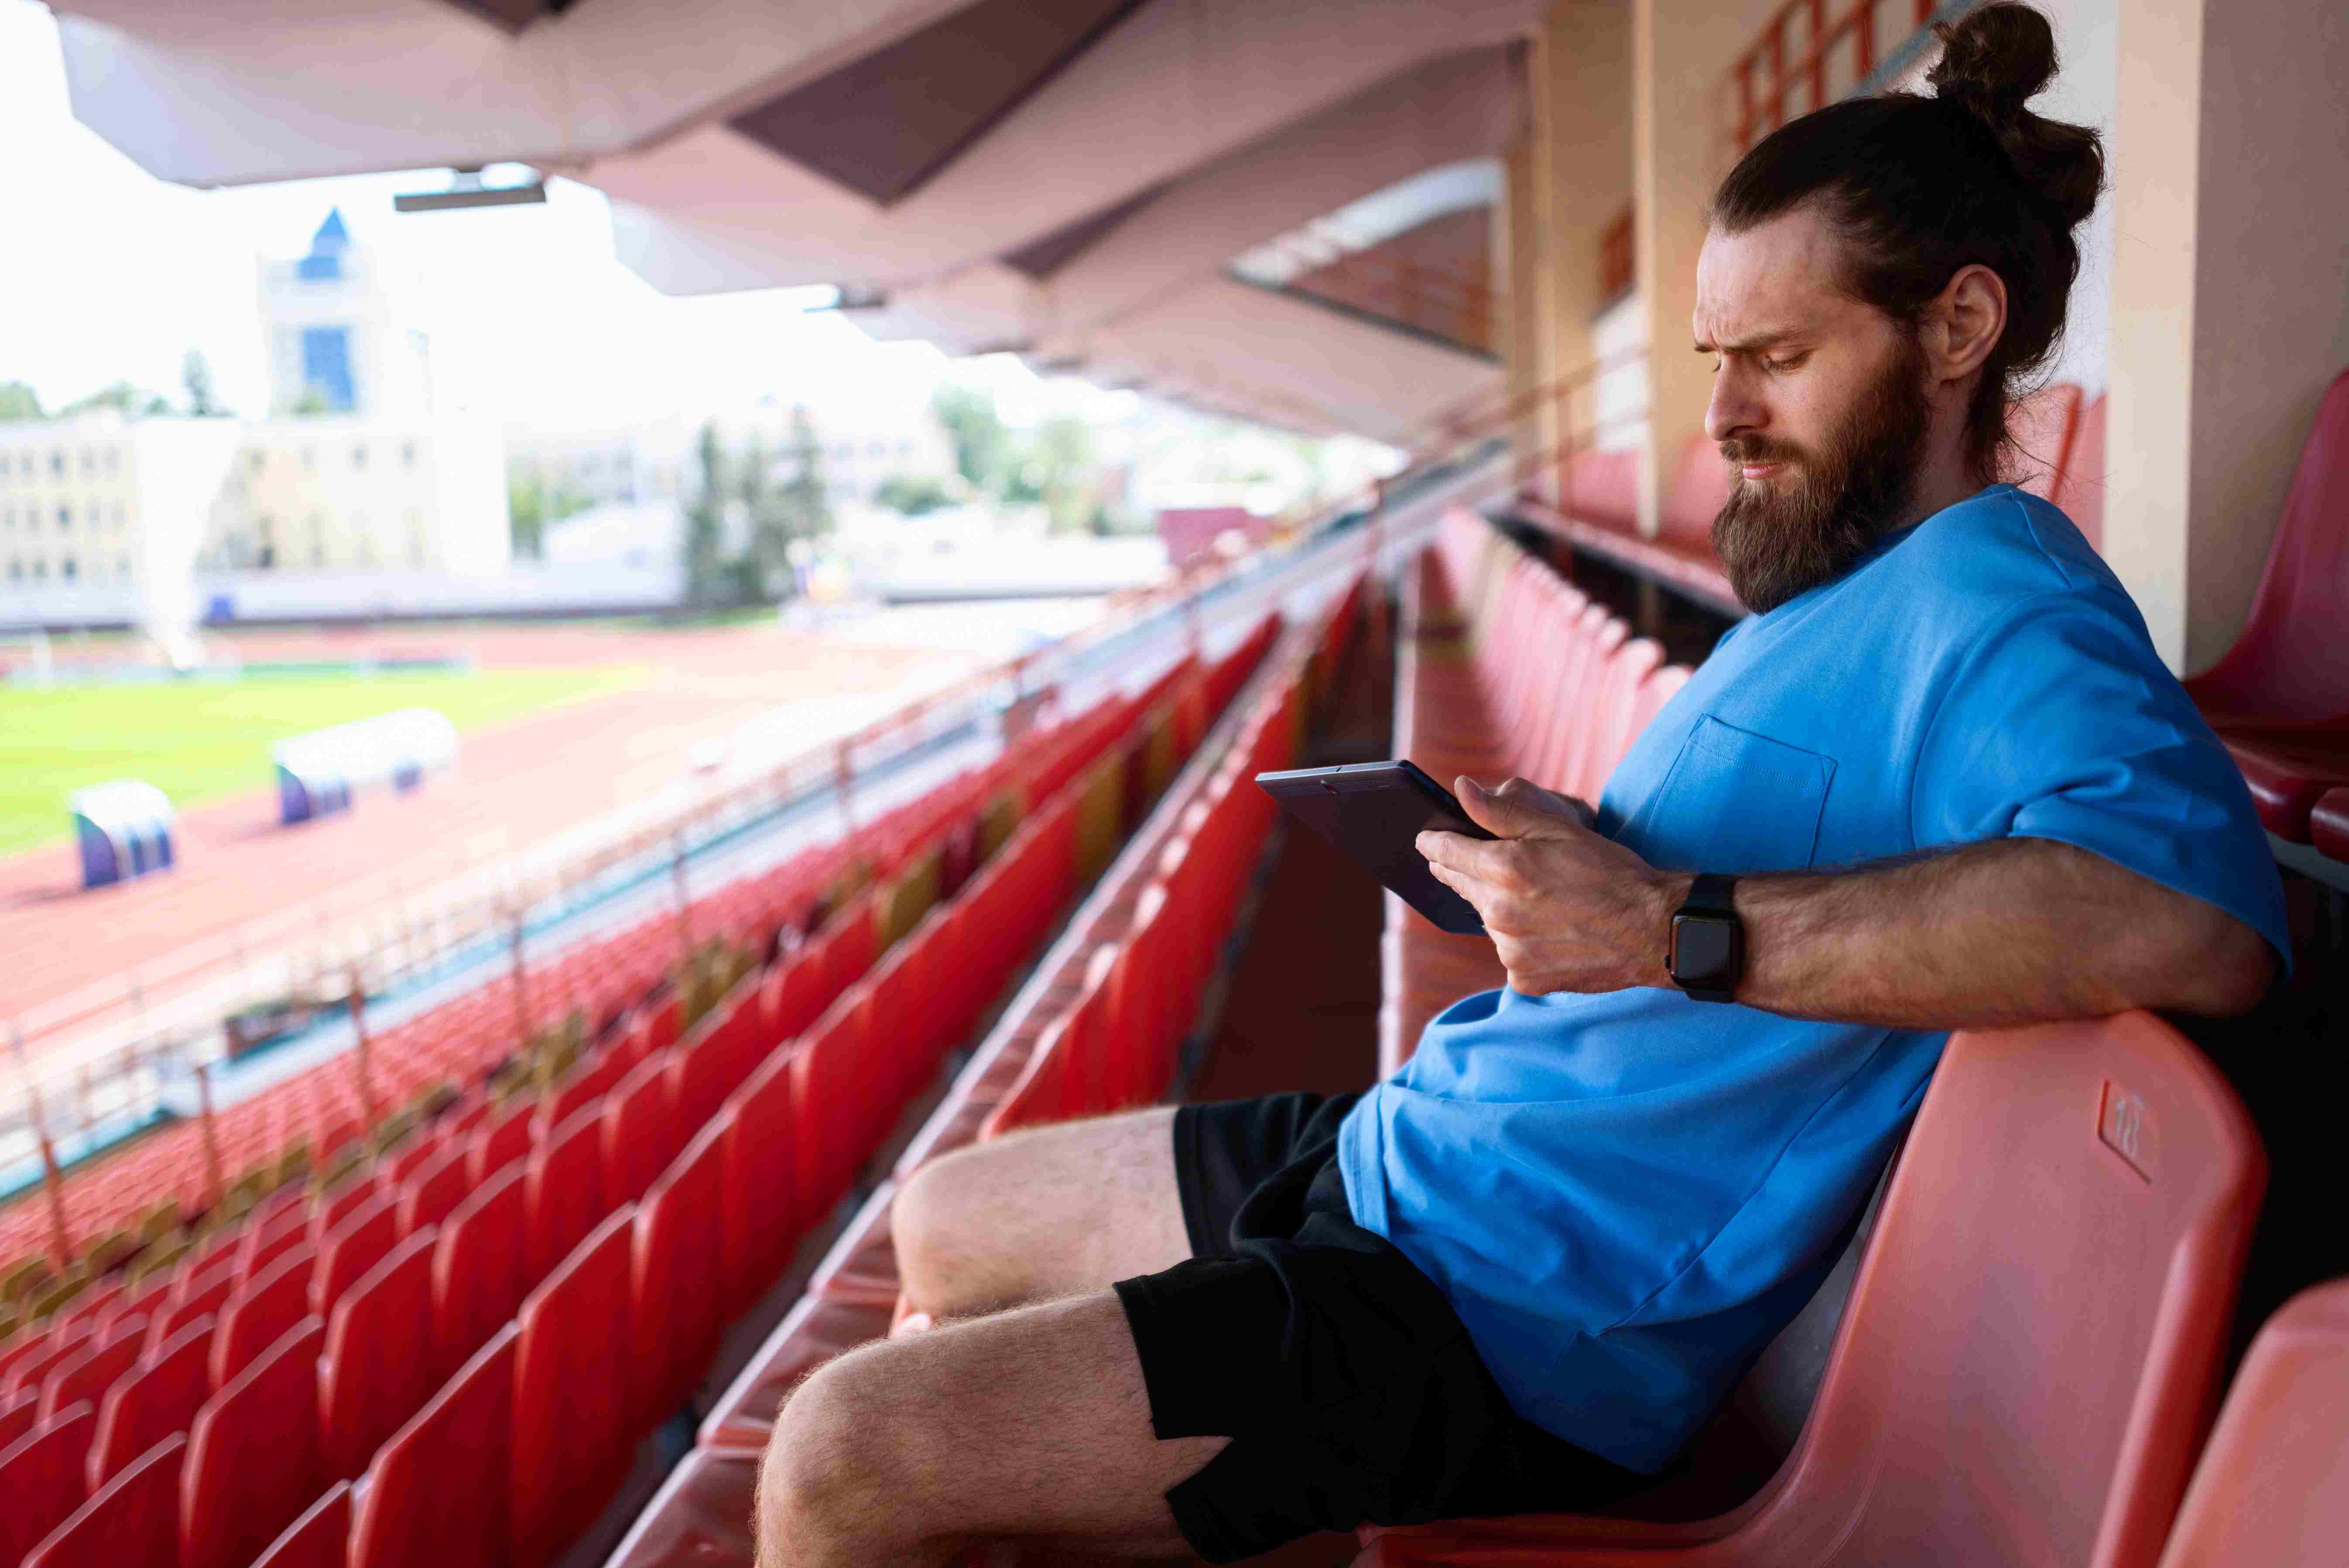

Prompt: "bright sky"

[0,0,1122,433]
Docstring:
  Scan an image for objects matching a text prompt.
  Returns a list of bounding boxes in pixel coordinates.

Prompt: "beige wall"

[2110,0,2349,671]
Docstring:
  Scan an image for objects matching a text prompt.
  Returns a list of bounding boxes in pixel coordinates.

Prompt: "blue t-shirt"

[1335,484,2287,1474]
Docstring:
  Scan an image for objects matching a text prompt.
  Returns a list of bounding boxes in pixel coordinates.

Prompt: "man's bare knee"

[894,1142,1038,1316]
[757,1348,931,1567]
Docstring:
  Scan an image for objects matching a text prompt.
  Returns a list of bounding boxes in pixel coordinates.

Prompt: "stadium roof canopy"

[54,0,1528,439]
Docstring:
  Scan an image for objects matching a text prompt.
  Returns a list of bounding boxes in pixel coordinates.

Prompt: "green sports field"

[0,664,650,856]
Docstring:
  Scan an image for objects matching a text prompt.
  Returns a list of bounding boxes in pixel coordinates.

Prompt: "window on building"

[1,505,11,531]
[112,503,125,528]
[352,443,367,470]
[401,441,417,469]
[0,453,10,478]
[56,504,71,531]
[117,557,131,580]
[301,447,316,471]
[61,556,76,580]
[406,509,426,567]
[106,448,121,475]
[79,450,94,476]
[32,559,48,580]
[5,560,17,581]
[299,325,358,413]
[49,451,64,477]
[249,449,265,472]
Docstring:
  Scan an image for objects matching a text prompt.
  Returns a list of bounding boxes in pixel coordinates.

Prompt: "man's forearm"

[1655,838,2274,1028]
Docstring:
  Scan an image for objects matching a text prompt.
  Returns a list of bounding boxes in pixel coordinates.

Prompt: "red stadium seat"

[24,1429,185,1568]
[147,1264,236,1355]
[3,1319,92,1402]
[600,1448,758,1568]
[0,1385,37,1452]
[88,1315,215,1490]
[2153,1277,2349,1567]
[2311,787,2349,865]
[513,1209,637,1568]
[212,1242,318,1390]
[805,1182,902,1307]
[252,1480,351,1568]
[1358,1012,2264,1568]
[787,987,877,1224]
[320,1228,442,1481]
[36,1311,145,1422]
[666,1024,738,1150]
[313,1171,381,1241]
[239,1201,313,1278]
[312,1192,398,1319]
[433,1158,529,1370]
[396,1140,473,1237]
[350,1324,517,1568]
[698,1293,894,1452]
[181,1317,324,1568]
[2050,392,2108,550]
[467,1100,537,1188]
[602,1050,682,1207]
[526,1104,610,1280]
[720,1049,801,1317]
[0,1401,96,1565]
[630,1114,730,1431]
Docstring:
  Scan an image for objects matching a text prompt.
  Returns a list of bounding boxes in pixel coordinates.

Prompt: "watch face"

[1671,914,1739,988]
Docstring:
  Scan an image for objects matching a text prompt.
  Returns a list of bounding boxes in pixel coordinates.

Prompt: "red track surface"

[0,622,970,1052]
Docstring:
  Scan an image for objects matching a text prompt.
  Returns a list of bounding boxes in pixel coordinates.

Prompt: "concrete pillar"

[1543,0,1632,483]
[2108,0,2349,672]
[1503,127,1558,494]
[1632,0,1784,536]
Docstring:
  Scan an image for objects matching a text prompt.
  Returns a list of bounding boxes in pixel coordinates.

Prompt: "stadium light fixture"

[394,167,548,214]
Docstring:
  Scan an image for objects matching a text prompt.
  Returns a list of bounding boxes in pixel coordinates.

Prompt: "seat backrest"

[396,1139,472,1238]
[148,1264,236,1355]
[630,1116,728,1432]
[311,1192,397,1319]
[320,1228,442,1482]
[2008,381,2085,499]
[720,1053,801,1317]
[787,987,875,1222]
[432,1159,527,1371]
[25,1428,186,1568]
[525,1104,610,1282]
[603,1049,683,1209]
[350,1324,517,1568]
[2154,1277,2349,1567]
[2050,392,2109,551]
[37,1312,146,1422]
[250,1480,351,1568]
[512,1209,635,1568]
[1573,637,1667,803]
[0,1400,96,1565]
[181,1316,324,1568]
[89,1315,214,1491]
[466,1099,538,1189]
[1563,446,1640,531]
[212,1242,317,1390]
[1738,1012,2263,1568]
[3,1319,92,1402]
[2185,365,2349,720]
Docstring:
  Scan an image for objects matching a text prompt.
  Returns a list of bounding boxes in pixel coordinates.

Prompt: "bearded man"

[751,7,2286,1564]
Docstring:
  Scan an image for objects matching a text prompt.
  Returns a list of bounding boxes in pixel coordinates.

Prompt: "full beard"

[1710,338,1933,614]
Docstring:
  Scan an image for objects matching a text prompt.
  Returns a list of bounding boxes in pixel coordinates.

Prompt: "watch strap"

[1670,872,1743,1003]
[1682,871,1738,917]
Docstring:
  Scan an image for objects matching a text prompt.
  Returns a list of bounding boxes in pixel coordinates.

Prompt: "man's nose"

[1705,367,1763,446]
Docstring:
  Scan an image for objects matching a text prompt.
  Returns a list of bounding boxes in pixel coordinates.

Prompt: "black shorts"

[1114,1092,1646,1563]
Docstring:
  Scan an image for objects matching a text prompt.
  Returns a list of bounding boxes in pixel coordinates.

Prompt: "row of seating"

[1378,508,1693,1072]
[594,582,1360,1567]
[1515,381,2105,616]
[0,623,1286,1568]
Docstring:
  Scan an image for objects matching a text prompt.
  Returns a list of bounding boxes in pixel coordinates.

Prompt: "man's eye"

[1766,353,1808,373]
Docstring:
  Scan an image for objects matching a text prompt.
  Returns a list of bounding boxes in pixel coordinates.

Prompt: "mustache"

[1720,435,1808,467]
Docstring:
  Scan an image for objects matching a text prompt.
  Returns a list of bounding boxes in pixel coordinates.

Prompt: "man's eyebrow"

[1693,329,1805,355]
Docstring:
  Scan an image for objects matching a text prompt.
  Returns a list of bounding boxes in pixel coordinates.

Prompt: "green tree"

[182,349,228,417]
[1029,414,1095,534]
[931,384,1014,494]
[0,382,43,421]
[506,470,591,560]
[62,380,171,418]
[873,473,955,515]
[684,422,733,605]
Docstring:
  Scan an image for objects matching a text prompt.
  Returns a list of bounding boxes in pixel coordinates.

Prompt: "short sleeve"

[1910,594,2290,965]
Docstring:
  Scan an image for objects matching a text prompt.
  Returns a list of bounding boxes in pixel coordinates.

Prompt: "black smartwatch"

[1668,873,1743,1003]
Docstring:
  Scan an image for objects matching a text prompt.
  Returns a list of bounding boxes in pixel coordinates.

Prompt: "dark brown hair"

[1710,3,2104,483]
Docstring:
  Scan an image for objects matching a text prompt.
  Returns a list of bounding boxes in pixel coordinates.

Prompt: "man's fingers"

[1416,828,1510,881]
[1457,775,1582,839]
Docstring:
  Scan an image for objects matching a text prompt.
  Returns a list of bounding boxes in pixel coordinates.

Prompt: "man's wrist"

[1644,870,1695,988]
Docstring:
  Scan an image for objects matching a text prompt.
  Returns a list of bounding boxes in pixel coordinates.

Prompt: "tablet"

[1255,760,1497,934]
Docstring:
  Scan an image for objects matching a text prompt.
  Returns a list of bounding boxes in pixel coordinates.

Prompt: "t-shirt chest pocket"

[1625,715,1838,872]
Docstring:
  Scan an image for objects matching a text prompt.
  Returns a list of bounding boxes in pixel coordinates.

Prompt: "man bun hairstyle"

[1711,2,2106,483]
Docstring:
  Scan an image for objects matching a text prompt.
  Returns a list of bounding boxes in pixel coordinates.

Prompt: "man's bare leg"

[757,1291,1224,1568]
[894,1108,1191,1318]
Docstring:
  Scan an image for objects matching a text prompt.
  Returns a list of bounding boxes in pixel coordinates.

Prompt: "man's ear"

[1928,263,2007,387]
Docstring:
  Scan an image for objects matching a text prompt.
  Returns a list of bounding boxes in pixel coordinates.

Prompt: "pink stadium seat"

[698,1293,895,1452]
[2051,392,2108,549]
[1561,446,1640,531]
[350,1324,517,1568]
[2154,1277,2349,1567]
[88,1315,215,1490]
[1359,1012,2264,1568]
[181,1317,324,1568]
[720,1049,801,1315]
[513,1209,637,1568]
[312,1192,398,1319]
[252,1481,351,1568]
[0,1385,37,1452]
[24,1429,185,1568]
[374,1134,444,1198]
[526,1103,610,1280]
[320,1229,442,1481]
[36,1311,145,1422]
[433,1158,528,1369]
[630,1114,730,1430]
[601,1448,758,1568]
[212,1242,318,1390]
[313,1172,381,1242]
[602,1050,683,1207]
[1625,663,1694,749]
[467,1101,537,1188]
[3,1319,92,1402]
[396,1140,473,1237]
[147,1263,237,1354]
[0,1401,96,1565]
[240,1201,313,1277]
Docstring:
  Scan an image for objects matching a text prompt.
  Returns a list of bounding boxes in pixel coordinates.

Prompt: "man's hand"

[1416,776,1682,996]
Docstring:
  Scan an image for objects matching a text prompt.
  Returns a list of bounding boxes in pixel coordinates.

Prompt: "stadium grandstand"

[4,1,2348,1566]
